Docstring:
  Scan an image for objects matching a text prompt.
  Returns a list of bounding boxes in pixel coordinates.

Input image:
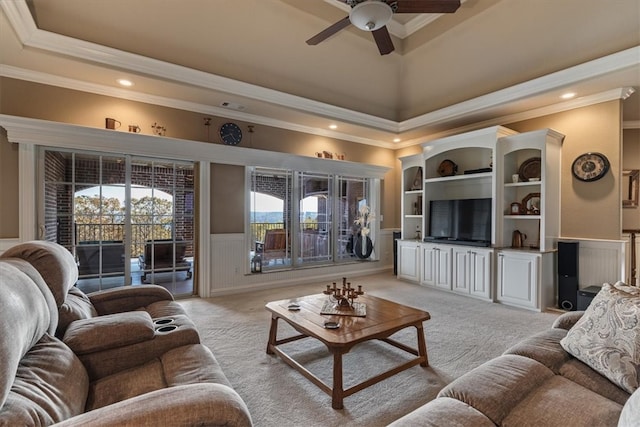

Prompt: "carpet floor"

[180,272,560,427]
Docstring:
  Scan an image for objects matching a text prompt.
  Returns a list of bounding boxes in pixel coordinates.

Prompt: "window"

[249,168,374,271]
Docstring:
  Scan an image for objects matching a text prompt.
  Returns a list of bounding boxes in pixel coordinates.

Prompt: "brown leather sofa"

[0,240,252,426]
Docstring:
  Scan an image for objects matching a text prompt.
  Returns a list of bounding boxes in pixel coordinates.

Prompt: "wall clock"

[219,122,242,145]
[571,152,610,182]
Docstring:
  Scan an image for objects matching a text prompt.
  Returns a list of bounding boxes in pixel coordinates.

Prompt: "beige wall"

[507,101,623,240]
[623,128,640,230]
[0,78,397,237]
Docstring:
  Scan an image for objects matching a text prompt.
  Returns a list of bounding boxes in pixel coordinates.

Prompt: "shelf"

[503,215,541,220]
[504,181,542,187]
[405,215,423,218]
[404,190,423,194]
[424,171,492,184]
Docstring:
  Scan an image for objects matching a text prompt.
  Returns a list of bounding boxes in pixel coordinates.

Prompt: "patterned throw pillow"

[560,283,640,394]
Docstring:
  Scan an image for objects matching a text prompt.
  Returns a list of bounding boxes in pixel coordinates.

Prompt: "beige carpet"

[180,272,560,427]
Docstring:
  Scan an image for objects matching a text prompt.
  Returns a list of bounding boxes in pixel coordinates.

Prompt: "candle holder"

[323,277,364,310]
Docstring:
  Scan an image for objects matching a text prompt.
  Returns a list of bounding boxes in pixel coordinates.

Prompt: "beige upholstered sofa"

[390,281,639,427]
[0,240,252,426]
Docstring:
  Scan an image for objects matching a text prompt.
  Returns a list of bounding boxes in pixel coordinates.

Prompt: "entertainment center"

[397,126,565,311]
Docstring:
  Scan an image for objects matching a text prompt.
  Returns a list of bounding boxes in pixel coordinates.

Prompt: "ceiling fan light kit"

[306,0,461,55]
[349,1,393,32]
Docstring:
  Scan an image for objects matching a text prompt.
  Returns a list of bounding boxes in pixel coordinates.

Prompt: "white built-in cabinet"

[452,246,493,299]
[397,126,564,311]
[421,244,452,289]
[397,240,420,282]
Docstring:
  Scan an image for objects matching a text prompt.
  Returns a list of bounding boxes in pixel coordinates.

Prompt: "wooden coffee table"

[265,293,431,409]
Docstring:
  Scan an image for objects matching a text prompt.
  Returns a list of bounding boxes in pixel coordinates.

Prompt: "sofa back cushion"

[0,334,89,425]
[1,241,79,308]
[0,262,52,408]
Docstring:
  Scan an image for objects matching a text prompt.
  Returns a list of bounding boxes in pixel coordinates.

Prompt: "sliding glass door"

[41,149,195,296]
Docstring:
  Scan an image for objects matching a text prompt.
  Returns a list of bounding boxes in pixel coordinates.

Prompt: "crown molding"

[1,0,637,148]
[0,114,391,178]
[0,64,397,149]
[394,87,636,149]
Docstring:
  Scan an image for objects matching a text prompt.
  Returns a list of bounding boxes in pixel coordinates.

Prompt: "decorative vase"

[354,234,373,259]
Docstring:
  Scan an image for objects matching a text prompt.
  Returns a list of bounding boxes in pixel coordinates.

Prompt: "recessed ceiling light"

[561,92,576,99]
[329,124,337,130]
[393,138,401,143]
[117,79,133,87]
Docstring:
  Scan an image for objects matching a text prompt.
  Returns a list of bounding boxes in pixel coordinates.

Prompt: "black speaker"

[558,241,579,310]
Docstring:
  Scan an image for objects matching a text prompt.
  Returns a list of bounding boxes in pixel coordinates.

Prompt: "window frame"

[246,167,380,273]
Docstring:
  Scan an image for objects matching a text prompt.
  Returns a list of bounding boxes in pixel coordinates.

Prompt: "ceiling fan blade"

[394,0,461,14]
[306,16,351,45]
[372,26,394,55]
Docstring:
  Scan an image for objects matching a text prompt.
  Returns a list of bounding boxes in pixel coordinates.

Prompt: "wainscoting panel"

[561,238,627,288]
[208,229,395,296]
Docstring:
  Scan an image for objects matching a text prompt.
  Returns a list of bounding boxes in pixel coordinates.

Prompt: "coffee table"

[265,293,431,409]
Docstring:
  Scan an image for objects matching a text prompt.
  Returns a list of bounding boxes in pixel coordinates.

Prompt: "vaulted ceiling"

[1,0,639,147]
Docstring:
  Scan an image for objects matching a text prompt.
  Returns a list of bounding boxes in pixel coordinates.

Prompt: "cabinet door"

[421,246,438,286]
[421,245,451,288]
[398,242,420,282]
[469,249,492,299]
[496,252,538,309]
[435,247,451,289]
[452,247,470,294]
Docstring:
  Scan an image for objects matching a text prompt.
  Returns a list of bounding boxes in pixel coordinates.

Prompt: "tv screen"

[428,198,491,245]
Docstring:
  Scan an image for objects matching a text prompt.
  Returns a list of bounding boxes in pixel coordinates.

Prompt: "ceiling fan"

[306,0,461,55]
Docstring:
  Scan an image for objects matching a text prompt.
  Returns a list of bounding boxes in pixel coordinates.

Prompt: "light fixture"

[561,92,576,99]
[393,138,401,143]
[349,1,393,32]
[329,124,338,130]
[117,79,133,87]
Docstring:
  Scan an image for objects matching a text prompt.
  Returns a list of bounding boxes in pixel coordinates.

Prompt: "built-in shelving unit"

[397,126,565,311]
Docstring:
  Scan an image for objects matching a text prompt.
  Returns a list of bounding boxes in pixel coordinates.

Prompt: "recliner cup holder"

[153,318,175,325]
[155,325,178,333]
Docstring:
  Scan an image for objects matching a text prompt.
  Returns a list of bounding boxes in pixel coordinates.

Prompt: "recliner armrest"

[63,311,155,354]
[87,285,173,315]
[551,310,585,330]
[52,383,253,427]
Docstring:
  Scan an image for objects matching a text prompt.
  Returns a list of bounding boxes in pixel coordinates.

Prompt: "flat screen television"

[426,198,492,246]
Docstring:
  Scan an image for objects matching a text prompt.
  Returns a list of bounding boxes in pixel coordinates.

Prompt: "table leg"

[332,351,344,409]
[416,324,429,367]
[266,316,278,355]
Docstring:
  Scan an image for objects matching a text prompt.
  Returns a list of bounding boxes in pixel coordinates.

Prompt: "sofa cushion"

[560,283,640,394]
[559,359,631,405]
[388,396,495,427]
[86,359,167,411]
[502,375,623,426]
[438,354,554,425]
[0,334,89,425]
[86,344,230,412]
[504,328,571,373]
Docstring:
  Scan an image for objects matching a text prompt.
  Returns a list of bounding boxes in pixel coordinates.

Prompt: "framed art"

[623,170,639,208]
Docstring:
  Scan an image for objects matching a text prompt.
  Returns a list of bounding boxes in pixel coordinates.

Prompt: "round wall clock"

[571,152,610,182]
[219,122,242,145]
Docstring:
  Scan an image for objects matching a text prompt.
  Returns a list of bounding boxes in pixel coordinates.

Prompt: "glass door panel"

[42,150,195,296]
[298,173,332,264]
